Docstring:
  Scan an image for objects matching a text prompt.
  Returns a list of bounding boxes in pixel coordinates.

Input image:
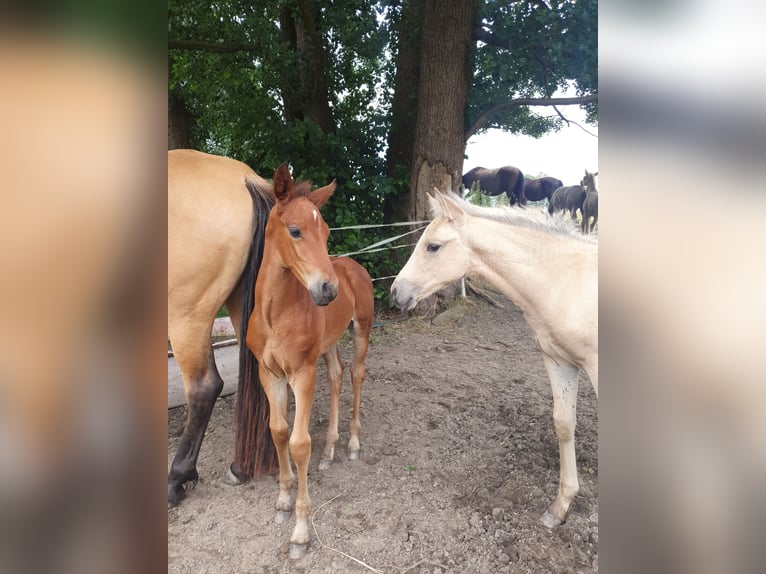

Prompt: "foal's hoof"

[318,458,332,471]
[348,449,360,461]
[541,511,563,529]
[289,542,308,560]
[275,510,291,524]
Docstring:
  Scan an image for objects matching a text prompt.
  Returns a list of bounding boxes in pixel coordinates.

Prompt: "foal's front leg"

[541,355,581,528]
[260,367,294,523]
[288,366,317,559]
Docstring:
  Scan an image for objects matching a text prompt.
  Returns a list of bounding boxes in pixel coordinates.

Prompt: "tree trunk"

[383,0,425,224]
[168,90,192,150]
[408,0,475,221]
[168,54,192,150]
[279,0,335,134]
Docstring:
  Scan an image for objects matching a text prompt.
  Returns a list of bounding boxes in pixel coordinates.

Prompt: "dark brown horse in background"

[548,184,586,220]
[523,176,563,203]
[462,166,527,205]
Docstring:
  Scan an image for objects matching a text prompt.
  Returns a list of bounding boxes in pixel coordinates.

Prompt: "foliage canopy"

[169,0,597,298]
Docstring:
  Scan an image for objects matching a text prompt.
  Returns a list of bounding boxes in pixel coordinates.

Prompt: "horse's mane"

[434,191,597,244]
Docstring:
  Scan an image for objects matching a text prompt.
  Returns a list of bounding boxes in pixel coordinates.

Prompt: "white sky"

[464,105,598,187]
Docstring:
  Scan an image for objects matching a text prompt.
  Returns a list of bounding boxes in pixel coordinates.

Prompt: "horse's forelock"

[291,180,313,198]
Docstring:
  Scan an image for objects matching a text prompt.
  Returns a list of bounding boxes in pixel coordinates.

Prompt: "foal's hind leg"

[319,344,343,470]
[541,355,581,528]
[348,317,371,460]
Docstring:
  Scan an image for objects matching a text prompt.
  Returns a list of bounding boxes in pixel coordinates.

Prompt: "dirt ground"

[168,293,598,574]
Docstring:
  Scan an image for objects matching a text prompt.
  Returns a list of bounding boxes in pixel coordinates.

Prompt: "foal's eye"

[288,226,302,239]
[426,243,441,253]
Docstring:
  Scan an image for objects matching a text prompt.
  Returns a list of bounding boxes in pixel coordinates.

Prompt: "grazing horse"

[168,150,278,507]
[462,166,527,205]
[523,176,563,203]
[245,165,374,559]
[548,184,586,219]
[391,189,597,528]
[580,170,598,234]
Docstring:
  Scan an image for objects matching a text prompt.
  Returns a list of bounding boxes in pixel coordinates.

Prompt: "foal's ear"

[434,188,466,226]
[274,164,293,202]
[309,179,336,209]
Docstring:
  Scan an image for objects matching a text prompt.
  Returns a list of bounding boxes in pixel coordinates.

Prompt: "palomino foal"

[246,165,374,558]
[391,189,597,528]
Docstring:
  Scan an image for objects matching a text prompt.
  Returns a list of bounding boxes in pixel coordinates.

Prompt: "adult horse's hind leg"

[348,316,372,460]
[319,344,343,470]
[168,341,223,507]
[541,355,581,528]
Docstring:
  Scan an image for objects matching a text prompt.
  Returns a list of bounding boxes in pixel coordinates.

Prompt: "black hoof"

[168,482,186,507]
[168,468,199,507]
[223,461,249,486]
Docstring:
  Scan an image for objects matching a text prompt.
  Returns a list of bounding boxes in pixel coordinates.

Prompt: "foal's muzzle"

[390,280,417,312]
[309,279,338,306]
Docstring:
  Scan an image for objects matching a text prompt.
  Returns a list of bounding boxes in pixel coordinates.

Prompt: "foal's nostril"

[322,281,337,298]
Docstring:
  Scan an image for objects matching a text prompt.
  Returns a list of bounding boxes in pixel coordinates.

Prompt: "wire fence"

[329,220,429,282]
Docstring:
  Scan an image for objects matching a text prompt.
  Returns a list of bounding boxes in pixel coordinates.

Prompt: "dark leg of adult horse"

[168,346,223,506]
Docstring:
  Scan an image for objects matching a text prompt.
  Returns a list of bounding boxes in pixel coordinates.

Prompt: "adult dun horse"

[523,176,563,203]
[168,150,278,506]
[391,189,597,528]
[462,166,527,205]
[580,170,599,234]
[245,165,374,558]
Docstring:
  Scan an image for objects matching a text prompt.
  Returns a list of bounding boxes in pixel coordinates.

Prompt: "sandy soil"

[168,294,598,573]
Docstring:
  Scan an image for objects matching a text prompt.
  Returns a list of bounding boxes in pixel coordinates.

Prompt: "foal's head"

[269,164,338,306]
[391,190,472,311]
[581,169,598,193]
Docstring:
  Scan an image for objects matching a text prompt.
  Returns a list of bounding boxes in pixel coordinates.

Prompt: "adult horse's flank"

[580,170,598,234]
[391,189,598,528]
[245,165,374,559]
[523,176,563,203]
[548,184,586,220]
[462,166,527,205]
[168,150,277,507]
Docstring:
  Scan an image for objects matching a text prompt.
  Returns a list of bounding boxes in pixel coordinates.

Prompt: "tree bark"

[383,0,424,224]
[278,1,335,133]
[168,54,193,150]
[408,0,475,221]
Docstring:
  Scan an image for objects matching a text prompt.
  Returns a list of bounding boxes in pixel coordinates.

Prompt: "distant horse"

[462,166,526,205]
[523,176,563,203]
[391,189,597,529]
[168,150,278,506]
[246,165,374,559]
[580,170,598,234]
[548,185,586,219]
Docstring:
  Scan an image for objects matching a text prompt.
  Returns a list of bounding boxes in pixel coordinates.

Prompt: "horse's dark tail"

[514,169,526,204]
[232,179,278,479]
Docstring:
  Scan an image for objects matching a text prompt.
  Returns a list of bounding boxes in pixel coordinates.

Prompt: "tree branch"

[168,39,258,53]
[465,93,598,140]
